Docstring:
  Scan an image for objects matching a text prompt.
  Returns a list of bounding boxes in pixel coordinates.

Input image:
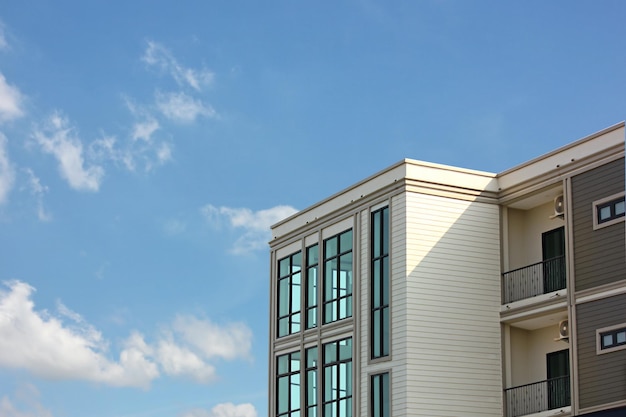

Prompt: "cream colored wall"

[403,191,502,416]
[508,325,570,387]
[506,202,565,271]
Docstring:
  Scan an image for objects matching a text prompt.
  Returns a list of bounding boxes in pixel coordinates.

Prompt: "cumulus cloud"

[0,384,54,417]
[32,113,104,191]
[0,73,24,123]
[0,281,253,389]
[201,204,298,254]
[180,403,257,417]
[142,41,214,91]
[156,91,216,123]
[172,315,252,361]
[0,132,15,204]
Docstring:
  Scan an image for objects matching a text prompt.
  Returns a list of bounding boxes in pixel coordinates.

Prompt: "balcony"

[504,376,570,417]
[502,256,566,304]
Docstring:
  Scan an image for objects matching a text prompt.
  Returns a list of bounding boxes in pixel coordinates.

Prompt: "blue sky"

[0,1,624,417]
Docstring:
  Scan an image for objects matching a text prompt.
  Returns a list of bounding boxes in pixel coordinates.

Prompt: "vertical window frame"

[277,251,303,338]
[322,229,353,324]
[371,206,390,360]
[305,244,319,330]
[276,351,302,417]
[322,337,352,417]
[370,372,390,417]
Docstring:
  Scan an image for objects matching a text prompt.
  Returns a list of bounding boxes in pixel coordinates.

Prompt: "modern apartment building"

[267,122,626,417]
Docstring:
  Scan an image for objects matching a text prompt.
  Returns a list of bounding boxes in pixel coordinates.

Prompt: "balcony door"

[542,227,565,293]
[546,349,570,410]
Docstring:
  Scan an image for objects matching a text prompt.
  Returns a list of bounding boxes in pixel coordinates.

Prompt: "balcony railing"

[502,256,566,304]
[504,376,570,417]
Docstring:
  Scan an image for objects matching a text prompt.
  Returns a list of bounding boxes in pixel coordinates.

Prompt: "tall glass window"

[371,373,389,417]
[277,351,301,417]
[278,252,302,337]
[323,230,353,324]
[306,347,318,417]
[371,207,389,358]
[323,338,352,417]
[306,244,319,329]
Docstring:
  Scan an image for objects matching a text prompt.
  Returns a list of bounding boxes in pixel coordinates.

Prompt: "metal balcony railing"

[504,376,570,417]
[502,256,566,304]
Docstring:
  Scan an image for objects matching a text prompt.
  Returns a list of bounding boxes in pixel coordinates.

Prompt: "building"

[267,123,626,417]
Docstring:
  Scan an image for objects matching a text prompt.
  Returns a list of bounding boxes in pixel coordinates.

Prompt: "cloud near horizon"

[180,403,257,417]
[0,280,253,389]
[201,204,298,254]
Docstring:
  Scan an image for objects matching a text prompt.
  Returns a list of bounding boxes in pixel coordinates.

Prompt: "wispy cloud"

[0,133,15,204]
[32,113,104,192]
[142,41,214,91]
[0,73,24,123]
[0,280,253,389]
[201,204,298,254]
[132,118,160,142]
[156,91,216,123]
[0,384,54,417]
[0,23,7,51]
[180,403,257,417]
[23,168,51,221]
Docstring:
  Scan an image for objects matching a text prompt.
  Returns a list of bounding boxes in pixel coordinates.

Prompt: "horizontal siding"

[403,192,502,416]
[576,293,626,409]
[572,158,626,291]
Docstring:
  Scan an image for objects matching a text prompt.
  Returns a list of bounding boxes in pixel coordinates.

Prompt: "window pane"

[382,257,389,305]
[279,279,290,316]
[382,207,389,255]
[617,331,626,344]
[307,268,317,306]
[382,307,390,356]
[307,245,319,266]
[324,343,336,364]
[325,260,338,301]
[278,355,289,375]
[291,374,301,410]
[603,334,613,347]
[340,230,352,252]
[325,237,337,258]
[293,252,302,272]
[278,376,289,413]
[279,258,291,277]
[278,318,289,337]
[616,200,625,215]
[292,273,302,312]
[600,206,611,220]
[372,260,381,307]
[372,311,381,357]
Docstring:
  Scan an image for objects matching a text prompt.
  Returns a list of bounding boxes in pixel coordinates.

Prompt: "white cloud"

[132,118,160,142]
[156,338,216,383]
[156,91,216,123]
[180,403,257,417]
[0,281,253,389]
[142,41,214,91]
[172,315,252,361]
[23,168,51,221]
[0,384,54,417]
[0,132,15,204]
[0,73,24,123]
[0,280,159,389]
[201,204,298,254]
[32,114,104,192]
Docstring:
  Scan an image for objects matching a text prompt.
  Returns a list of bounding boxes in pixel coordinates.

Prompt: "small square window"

[592,192,626,230]
[597,323,626,354]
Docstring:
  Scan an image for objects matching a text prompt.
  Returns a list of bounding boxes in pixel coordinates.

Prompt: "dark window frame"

[322,337,352,417]
[277,251,302,338]
[371,206,390,360]
[596,323,626,355]
[323,230,353,324]
[276,351,301,417]
[370,372,390,417]
[593,192,626,230]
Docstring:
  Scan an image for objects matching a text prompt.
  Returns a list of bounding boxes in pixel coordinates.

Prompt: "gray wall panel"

[572,158,625,291]
[576,293,626,409]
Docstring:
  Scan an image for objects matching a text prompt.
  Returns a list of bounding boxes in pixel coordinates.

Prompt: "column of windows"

[323,230,353,324]
[371,373,389,417]
[277,352,301,417]
[371,206,389,359]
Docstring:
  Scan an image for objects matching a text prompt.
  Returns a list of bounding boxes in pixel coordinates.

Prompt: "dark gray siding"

[576,293,626,409]
[572,158,625,291]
